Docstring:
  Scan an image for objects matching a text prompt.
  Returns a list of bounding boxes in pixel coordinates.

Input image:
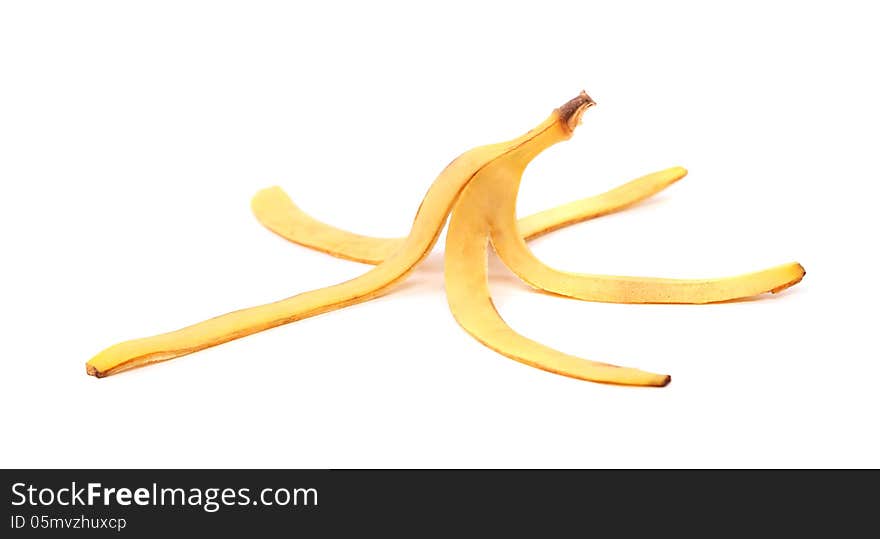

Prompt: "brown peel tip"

[557,90,596,133]
[770,263,806,294]
[86,364,104,378]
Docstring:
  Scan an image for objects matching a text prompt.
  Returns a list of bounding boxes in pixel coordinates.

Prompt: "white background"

[1,1,878,468]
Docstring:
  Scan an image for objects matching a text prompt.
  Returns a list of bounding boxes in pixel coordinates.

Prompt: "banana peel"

[86,91,804,386]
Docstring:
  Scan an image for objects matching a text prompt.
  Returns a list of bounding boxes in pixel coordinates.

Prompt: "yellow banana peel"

[87,91,804,386]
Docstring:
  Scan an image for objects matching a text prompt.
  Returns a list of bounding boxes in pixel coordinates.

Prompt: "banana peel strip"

[87,92,804,386]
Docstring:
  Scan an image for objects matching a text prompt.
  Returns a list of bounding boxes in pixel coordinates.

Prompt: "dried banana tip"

[557,90,596,133]
[85,363,104,378]
[770,262,806,293]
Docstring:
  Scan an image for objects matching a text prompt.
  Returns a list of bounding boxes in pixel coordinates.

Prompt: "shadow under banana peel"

[87,91,805,386]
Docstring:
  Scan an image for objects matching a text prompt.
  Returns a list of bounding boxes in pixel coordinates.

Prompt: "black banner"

[2,470,874,536]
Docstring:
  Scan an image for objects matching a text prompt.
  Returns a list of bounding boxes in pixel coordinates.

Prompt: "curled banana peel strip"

[87,92,805,386]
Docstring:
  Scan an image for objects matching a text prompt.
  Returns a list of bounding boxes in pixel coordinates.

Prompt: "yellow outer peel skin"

[251,186,403,265]
[488,166,805,304]
[515,166,686,240]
